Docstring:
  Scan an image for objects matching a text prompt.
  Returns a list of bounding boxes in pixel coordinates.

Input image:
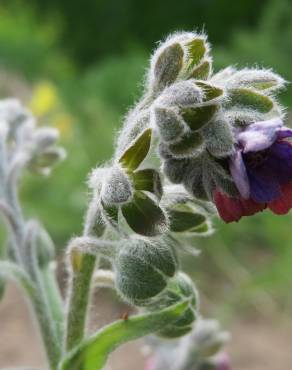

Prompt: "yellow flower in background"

[29,80,74,139]
[30,81,58,117]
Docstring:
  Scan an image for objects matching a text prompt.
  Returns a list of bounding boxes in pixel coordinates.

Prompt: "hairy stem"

[1,181,62,369]
[40,263,65,343]
[65,198,101,351]
[65,253,97,350]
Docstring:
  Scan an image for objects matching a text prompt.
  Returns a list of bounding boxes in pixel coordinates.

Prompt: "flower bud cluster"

[0,98,66,178]
[147,32,286,202]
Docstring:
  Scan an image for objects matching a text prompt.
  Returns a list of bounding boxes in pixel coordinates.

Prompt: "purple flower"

[214,118,292,222]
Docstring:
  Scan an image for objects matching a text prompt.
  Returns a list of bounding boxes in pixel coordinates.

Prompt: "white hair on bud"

[100,165,133,205]
[202,118,234,158]
[151,104,187,143]
[223,67,286,92]
[210,66,237,86]
[157,80,204,107]
[148,31,211,91]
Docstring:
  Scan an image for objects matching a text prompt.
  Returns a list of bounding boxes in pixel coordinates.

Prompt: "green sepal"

[196,82,223,101]
[154,43,184,90]
[119,129,152,171]
[168,131,204,158]
[132,168,163,199]
[181,105,218,131]
[186,38,206,68]
[60,300,190,370]
[121,191,168,236]
[227,88,274,113]
[168,208,206,232]
[190,60,211,80]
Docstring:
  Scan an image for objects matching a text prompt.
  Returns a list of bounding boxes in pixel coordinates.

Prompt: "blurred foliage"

[0,3,73,80]
[0,0,292,317]
[8,0,268,66]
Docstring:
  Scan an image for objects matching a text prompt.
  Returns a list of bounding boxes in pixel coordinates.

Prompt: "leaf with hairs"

[60,300,190,370]
[119,129,152,171]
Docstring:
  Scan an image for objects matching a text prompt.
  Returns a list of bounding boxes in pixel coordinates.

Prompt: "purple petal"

[237,117,283,153]
[229,150,250,198]
[267,141,292,183]
[277,127,292,140]
[247,167,281,202]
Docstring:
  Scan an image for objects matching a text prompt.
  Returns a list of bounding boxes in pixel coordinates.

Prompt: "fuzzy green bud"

[115,238,178,306]
[153,105,185,143]
[101,165,133,205]
[150,42,184,93]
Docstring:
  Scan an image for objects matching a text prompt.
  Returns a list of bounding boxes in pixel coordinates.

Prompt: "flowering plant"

[0,31,288,370]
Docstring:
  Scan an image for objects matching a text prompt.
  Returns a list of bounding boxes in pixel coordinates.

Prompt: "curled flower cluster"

[2,29,289,370]
[0,98,65,178]
[80,31,289,347]
[146,32,288,222]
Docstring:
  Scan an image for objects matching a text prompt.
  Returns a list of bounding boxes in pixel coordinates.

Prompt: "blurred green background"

[1,0,292,322]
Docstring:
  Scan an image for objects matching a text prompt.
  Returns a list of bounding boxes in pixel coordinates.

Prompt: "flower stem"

[65,253,97,351]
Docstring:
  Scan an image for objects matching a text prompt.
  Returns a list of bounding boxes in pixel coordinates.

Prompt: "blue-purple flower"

[214,118,292,222]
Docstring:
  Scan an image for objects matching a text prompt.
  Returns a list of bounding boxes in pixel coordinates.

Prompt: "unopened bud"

[150,42,184,92]
[163,157,190,184]
[33,127,59,150]
[202,119,234,157]
[115,238,178,305]
[29,147,66,175]
[101,165,133,205]
[158,81,203,107]
[191,319,230,358]
[153,105,185,143]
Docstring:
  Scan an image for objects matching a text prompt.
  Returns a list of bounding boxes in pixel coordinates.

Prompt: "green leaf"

[168,131,204,158]
[227,88,273,113]
[196,82,223,101]
[154,43,184,90]
[132,168,163,199]
[121,191,168,236]
[60,300,190,370]
[186,38,206,68]
[169,209,206,232]
[119,129,152,171]
[182,105,218,131]
[190,60,211,80]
